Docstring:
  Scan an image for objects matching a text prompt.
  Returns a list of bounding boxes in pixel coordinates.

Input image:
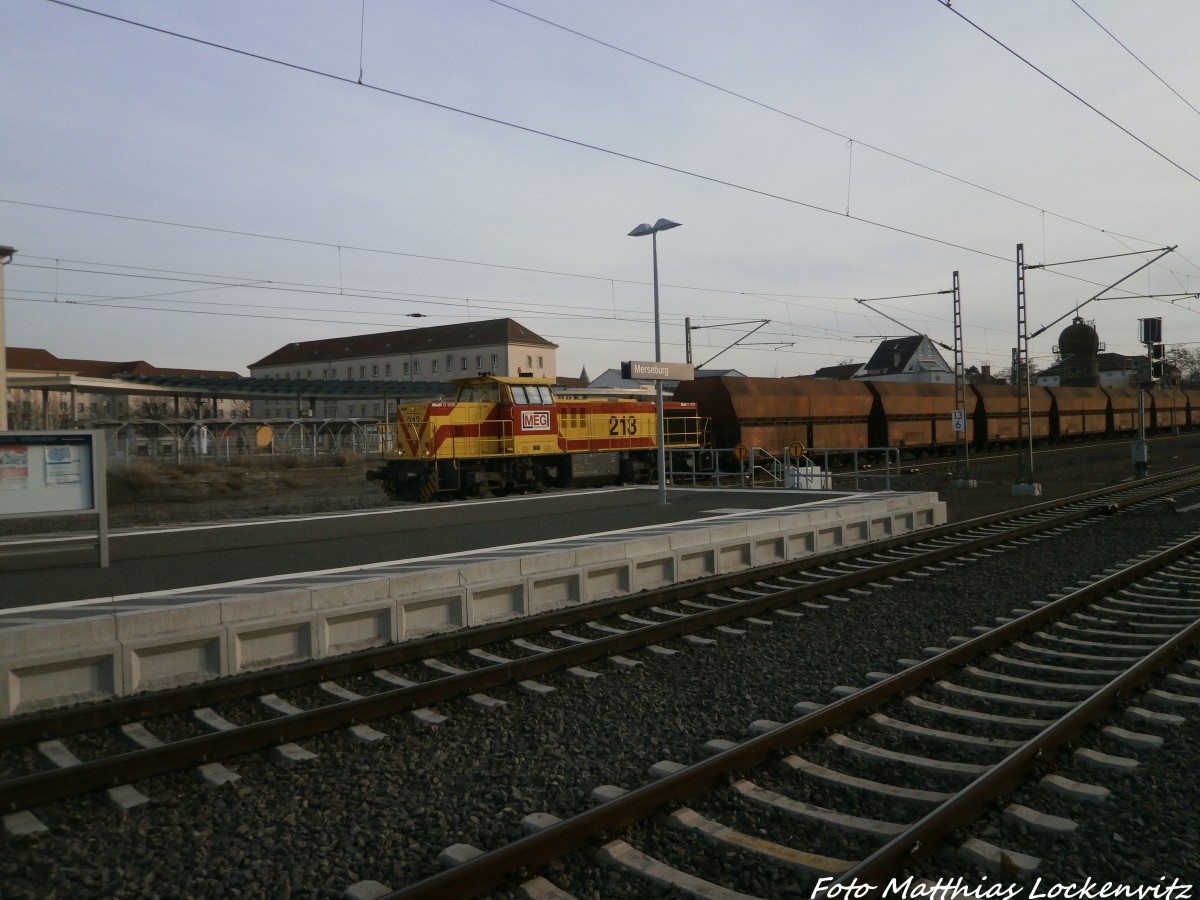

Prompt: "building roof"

[808,362,863,380]
[7,347,67,373]
[695,368,745,378]
[6,347,238,379]
[966,366,1006,385]
[554,376,589,389]
[248,318,557,369]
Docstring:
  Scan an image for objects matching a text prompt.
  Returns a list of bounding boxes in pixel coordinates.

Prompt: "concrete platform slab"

[0,488,944,717]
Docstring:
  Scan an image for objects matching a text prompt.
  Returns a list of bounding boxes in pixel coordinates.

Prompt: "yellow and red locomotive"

[367,375,706,501]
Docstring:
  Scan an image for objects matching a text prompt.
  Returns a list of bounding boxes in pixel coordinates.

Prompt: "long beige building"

[5,347,240,429]
[246,318,558,419]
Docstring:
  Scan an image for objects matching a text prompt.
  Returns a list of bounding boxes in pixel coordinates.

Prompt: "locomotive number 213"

[608,415,638,436]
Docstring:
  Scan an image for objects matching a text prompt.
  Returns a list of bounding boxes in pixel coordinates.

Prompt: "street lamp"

[0,245,15,432]
[628,218,681,505]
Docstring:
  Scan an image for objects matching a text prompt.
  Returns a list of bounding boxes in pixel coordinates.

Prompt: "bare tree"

[132,397,173,420]
[994,359,1040,385]
[1165,345,1200,385]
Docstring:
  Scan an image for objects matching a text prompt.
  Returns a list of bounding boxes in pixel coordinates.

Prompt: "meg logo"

[521,410,551,431]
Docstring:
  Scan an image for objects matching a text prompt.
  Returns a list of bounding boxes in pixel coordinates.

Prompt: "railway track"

[894,431,1185,477]
[393,526,1200,898]
[2,469,1198,891]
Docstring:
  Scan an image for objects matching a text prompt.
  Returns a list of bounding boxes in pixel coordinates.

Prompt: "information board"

[0,431,103,515]
[0,431,108,566]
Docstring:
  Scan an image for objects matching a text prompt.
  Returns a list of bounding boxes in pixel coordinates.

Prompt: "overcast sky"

[4,0,1200,379]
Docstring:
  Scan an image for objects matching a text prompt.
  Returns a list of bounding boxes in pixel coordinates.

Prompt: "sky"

[4,0,1200,380]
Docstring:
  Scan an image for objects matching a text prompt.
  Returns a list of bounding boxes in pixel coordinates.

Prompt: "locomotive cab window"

[510,385,554,405]
[456,383,500,404]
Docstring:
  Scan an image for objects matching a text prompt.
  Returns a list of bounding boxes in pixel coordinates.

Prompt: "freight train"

[669,375,1195,458]
[368,373,1192,501]
[366,374,705,501]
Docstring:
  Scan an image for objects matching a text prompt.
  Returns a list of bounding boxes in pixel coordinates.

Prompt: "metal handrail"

[665,446,899,492]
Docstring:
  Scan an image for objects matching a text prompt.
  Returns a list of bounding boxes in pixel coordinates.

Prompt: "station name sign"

[621,360,695,381]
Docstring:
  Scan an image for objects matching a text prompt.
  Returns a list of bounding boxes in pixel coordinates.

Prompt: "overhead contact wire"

[39,0,1010,263]
[936,0,1200,185]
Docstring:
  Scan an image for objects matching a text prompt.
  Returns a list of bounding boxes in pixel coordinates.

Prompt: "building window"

[460,356,468,370]
[432,359,439,373]
[446,355,454,372]
[538,356,543,367]
[527,355,533,368]
[491,354,498,369]
[306,370,312,379]
[403,362,410,375]
[373,404,381,416]
[385,363,391,376]
[475,355,482,369]
[372,364,379,377]
[413,360,420,375]
[360,366,366,378]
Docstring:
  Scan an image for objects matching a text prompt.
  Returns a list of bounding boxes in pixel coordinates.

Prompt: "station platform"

[0,486,945,719]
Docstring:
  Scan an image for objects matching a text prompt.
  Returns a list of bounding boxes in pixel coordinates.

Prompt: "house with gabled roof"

[856,335,954,383]
[804,337,953,383]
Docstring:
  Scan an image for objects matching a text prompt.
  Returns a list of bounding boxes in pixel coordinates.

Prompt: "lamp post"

[0,245,15,432]
[627,218,681,505]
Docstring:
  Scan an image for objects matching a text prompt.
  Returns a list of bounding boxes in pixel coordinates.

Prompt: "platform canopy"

[8,372,455,402]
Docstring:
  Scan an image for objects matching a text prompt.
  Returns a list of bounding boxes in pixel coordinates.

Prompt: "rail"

[388,497,1200,898]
